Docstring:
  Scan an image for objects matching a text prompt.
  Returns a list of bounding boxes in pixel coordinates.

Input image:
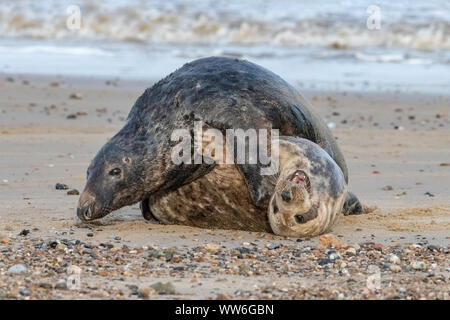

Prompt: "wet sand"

[0,74,449,299]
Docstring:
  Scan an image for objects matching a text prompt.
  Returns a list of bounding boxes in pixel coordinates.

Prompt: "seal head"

[268,138,347,237]
[77,130,155,221]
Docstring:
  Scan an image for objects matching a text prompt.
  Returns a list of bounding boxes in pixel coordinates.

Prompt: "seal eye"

[109,168,121,176]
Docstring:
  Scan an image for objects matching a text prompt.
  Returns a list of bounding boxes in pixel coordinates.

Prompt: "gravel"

[0,233,448,300]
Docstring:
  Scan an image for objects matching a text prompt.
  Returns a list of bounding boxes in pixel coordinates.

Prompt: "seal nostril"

[77,206,90,221]
[281,190,291,202]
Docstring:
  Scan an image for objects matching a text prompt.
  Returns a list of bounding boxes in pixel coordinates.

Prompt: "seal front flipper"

[342,191,364,215]
[140,198,158,221]
[238,164,277,209]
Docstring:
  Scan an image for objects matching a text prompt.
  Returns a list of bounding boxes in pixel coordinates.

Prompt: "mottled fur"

[267,139,346,237]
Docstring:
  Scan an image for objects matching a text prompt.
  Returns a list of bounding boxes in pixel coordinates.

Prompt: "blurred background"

[0,0,449,93]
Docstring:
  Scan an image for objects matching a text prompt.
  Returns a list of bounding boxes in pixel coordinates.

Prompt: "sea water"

[0,0,449,93]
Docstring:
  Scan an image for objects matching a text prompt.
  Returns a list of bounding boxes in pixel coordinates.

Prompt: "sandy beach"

[0,73,448,300]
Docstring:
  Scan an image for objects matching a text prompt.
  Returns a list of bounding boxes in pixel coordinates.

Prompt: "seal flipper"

[140,198,158,221]
[238,164,277,209]
[342,191,364,215]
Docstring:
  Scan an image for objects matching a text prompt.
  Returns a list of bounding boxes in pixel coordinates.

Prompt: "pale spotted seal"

[147,136,347,237]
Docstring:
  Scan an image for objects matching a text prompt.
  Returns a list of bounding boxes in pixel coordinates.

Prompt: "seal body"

[77,56,363,236]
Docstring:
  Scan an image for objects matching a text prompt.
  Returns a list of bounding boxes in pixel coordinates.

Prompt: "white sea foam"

[0,0,449,50]
[354,52,432,65]
[0,45,113,56]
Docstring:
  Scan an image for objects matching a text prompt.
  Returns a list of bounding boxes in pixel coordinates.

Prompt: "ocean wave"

[0,45,113,56]
[354,52,432,64]
[0,0,449,50]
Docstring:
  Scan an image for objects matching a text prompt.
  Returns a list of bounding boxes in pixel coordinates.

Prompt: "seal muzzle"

[77,191,96,221]
[77,205,92,221]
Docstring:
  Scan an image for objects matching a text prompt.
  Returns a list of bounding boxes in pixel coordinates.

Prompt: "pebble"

[390,265,402,273]
[55,183,69,190]
[345,247,357,256]
[19,290,30,296]
[148,249,164,259]
[56,243,67,251]
[8,264,27,274]
[318,258,333,265]
[389,254,401,265]
[69,93,83,100]
[55,279,68,290]
[138,288,155,299]
[410,261,427,271]
[19,229,30,236]
[427,245,439,251]
[87,233,94,237]
[204,243,221,252]
[39,283,53,289]
[267,244,281,250]
[67,189,80,195]
[1,235,9,244]
[318,233,348,249]
[329,252,342,261]
[151,282,176,295]
[382,185,393,191]
[81,248,92,255]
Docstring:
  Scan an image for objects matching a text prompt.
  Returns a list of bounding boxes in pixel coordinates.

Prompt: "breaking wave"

[0,0,449,50]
